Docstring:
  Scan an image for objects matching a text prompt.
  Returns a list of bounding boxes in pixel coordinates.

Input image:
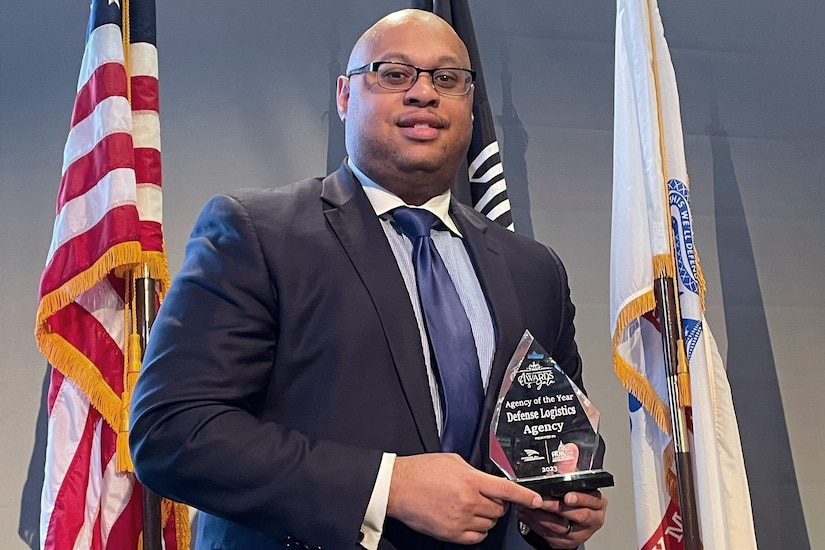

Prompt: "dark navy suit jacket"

[129,164,585,550]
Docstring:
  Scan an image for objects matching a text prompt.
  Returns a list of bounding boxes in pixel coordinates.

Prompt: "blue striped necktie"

[391,207,483,459]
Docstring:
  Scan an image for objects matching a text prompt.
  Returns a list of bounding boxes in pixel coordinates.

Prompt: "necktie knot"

[392,207,439,241]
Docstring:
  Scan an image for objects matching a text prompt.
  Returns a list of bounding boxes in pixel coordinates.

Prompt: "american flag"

[413,0,514,230]
[34,0,187,547]
[611,0,756,547]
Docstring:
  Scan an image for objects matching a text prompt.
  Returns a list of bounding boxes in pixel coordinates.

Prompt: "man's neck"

[348,160,455,206]
[349,158,462,236]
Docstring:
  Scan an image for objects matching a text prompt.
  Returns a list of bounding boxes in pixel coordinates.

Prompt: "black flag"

[412,0,514,230]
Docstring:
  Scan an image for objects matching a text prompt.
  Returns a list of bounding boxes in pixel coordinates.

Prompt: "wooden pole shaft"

[135,274,163,550]
[654,276,702,549]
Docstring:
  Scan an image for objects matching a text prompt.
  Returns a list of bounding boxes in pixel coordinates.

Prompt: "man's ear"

[336,75,350,122]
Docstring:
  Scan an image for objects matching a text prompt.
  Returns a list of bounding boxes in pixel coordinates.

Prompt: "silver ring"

[565,520,574,535]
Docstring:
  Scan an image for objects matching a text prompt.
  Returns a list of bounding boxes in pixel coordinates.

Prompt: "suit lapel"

[321,166,441,453]
[451,203,525,466]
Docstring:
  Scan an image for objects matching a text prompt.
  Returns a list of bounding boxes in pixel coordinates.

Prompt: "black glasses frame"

[346,61,476,96]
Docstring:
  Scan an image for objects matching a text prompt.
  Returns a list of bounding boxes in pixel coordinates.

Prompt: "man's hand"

[517,490,607,549]
[386,453,543,544]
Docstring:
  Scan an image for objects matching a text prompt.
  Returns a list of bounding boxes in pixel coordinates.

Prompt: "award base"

[519,470,614,498]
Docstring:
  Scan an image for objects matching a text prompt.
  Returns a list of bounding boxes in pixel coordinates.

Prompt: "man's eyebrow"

[375,52,468,67]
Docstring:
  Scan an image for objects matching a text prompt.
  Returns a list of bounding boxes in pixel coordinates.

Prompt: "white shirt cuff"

[359,452,396,549]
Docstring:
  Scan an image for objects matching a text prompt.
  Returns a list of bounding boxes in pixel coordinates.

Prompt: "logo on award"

[516,362,555,390]
[551,442,576,463]
[521,448,545,462]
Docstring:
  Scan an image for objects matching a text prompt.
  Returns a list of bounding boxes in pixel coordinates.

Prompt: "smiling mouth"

[399,124,442,141]
[400,121,442,129]
[398,113,446,130]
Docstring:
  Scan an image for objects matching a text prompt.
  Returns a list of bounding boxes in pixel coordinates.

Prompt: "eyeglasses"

[346,61,476,96]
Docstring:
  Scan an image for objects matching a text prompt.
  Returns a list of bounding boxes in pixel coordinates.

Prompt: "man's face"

[337,15,474,201]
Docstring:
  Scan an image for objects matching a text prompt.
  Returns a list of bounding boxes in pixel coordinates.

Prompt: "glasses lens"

[376,63,416,90]
[432,69,471,95]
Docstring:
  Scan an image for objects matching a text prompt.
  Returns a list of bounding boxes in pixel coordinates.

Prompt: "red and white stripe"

[129,40,164,253]
[41,279,144,549]
[41,21,140,300]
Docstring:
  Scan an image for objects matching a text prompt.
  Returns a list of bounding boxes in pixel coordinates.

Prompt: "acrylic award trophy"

[490,330,613,496]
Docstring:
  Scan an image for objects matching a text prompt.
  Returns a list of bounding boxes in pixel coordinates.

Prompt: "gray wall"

[2,1,823,548]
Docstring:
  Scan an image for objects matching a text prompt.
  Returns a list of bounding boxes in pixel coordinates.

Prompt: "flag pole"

[134,266,163,550]
[652,277,701,549]
[122,2,163,543]
[643,0,701,544]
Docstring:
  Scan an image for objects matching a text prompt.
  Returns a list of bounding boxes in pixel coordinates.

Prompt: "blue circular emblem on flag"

[668,179,699,295]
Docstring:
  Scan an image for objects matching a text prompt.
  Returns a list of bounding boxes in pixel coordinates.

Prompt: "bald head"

[347,9,471,74]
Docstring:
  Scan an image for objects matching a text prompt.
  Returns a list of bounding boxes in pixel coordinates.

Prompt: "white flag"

[611,0,757,548]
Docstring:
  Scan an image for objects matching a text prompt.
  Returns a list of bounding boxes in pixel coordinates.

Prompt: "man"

[130,9,607,550]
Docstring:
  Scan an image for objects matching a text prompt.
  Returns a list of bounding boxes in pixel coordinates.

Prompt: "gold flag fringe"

[614,346,672,435]
[35,242,144,433]
[111,250,170,295]
[695,248,707,311]
[663,443,680,505]
[652,253,674,280]
[122,0,131,103]
[611,277,672,436]
[141,249,171,296]
[35,332,124,431]
[163,500,193,548]
[35,242,143,334]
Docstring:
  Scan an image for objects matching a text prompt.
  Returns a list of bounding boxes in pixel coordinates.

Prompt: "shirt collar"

[348,158,462,237]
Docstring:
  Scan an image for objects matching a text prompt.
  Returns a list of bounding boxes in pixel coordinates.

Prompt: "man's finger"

[562,490,605,511]
[479,476,542,508]
[472,498,507,520]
